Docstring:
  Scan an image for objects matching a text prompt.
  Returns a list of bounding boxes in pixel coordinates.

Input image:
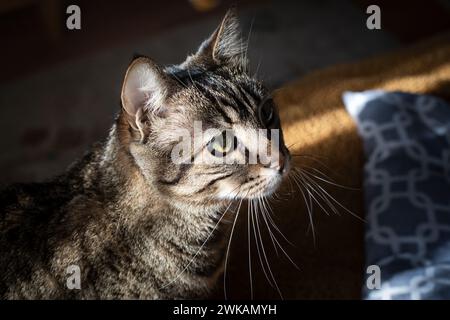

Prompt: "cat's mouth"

[215,148,291,200]
[217,167,287,200]
[242,170,285,199]
[241,151,291,199]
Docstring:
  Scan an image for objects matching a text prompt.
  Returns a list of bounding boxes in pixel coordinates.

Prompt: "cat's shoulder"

[1,180,69,209]
[0,180,73,230]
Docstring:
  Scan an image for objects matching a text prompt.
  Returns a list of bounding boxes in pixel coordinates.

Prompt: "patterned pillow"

[343,90,450,300]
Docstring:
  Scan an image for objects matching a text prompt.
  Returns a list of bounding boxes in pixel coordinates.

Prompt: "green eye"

[208,131,237,157]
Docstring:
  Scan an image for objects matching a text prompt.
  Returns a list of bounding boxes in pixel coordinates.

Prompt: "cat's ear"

[121,57,169,133]
[194,9,246,69]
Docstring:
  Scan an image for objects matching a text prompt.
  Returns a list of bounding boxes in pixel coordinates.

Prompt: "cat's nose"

[267,151,289,174]
[277,152,287,174]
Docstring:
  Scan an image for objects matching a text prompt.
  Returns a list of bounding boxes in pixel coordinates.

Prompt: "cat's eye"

[208,131,237,157]
[259,98,275,125]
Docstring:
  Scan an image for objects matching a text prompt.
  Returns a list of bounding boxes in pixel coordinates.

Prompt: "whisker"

[223,190,247,300]
[286,141,303,150]
[261,197,294,247]
[300,172,365,222]
[291,155,356,185]
[253,56,263,79]
[251,199,275,287]
[296,166,360,191]
[244,16,255,74]
[287,175,295,195]
[258,197,279,257]
[291,153,329,162]
[290,173,316,246]
[290,154,337,173]
[299,175,332,217]
[296,171,340,216]
[170,72,188,89]
[187,68,202,95]
[260,198,300,271]
[253,198,283,299]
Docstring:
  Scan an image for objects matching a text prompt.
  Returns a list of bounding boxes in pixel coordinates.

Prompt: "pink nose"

[278,152,288,173]
[269,152,288,174]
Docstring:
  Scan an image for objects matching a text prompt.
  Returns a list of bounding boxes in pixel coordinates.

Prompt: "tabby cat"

[0,9,290,299]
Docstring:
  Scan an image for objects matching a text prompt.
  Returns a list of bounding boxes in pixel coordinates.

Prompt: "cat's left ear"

[193,9,246,70]
[121,57,172,136]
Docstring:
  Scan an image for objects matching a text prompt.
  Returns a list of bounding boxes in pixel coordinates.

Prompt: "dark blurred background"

[0,0,449,184]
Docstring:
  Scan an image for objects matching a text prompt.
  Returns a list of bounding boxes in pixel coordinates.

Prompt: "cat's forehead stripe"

[167,65,262,123]
[193,83,235,125]
[202,75,260,120]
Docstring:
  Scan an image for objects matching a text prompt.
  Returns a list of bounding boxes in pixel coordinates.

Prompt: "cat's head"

[119,9,290,208]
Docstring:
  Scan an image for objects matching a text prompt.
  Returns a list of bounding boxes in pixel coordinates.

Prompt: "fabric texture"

[343,90,450,299]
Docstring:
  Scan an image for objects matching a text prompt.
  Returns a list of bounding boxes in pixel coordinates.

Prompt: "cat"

[0,9,291,299]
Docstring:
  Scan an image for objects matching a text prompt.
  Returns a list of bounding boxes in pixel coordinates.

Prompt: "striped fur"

[0,9,290,299]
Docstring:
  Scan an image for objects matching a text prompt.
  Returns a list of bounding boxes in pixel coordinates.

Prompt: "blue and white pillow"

[343,90,450,300]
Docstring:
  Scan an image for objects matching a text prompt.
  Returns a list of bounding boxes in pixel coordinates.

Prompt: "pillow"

[343,90,450,300]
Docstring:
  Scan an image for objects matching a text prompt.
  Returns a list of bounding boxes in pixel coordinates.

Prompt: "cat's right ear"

[121,57,170,135]
[190,8,245,70]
